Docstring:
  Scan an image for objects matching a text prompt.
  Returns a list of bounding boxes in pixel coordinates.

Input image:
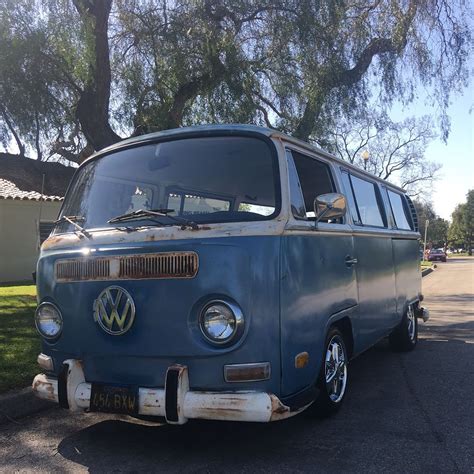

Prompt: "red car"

[428,249,447,262]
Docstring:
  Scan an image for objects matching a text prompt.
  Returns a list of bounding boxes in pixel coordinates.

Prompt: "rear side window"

[349,175,385,227]
[290,150,336,220]
[387,190,413,230]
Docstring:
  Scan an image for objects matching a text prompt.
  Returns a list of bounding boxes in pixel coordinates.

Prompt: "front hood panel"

[37,236,281,391]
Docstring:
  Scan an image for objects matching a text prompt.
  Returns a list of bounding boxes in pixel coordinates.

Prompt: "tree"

[248,0,472,141]
[428,218,449,249]
[413,200,449,249]
[0,0,84,161]
[448,190,474,255]
[0,0,472,163]
[322,113,440,196]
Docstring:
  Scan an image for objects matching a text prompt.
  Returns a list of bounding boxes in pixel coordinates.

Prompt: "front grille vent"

[56,258,110,281]
[55,252,198,282]
[119,253,198,279]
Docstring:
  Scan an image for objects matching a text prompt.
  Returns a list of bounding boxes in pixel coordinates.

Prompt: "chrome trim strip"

[283,227,420,239]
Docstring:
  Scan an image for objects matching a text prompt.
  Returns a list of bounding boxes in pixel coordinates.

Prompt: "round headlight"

[35,303,63,339]
[199,301,244,345]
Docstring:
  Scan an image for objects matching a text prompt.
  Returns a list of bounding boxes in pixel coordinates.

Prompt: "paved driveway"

[1,258,473,473]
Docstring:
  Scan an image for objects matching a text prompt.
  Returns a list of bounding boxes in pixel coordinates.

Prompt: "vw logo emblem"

[93,286,136,335]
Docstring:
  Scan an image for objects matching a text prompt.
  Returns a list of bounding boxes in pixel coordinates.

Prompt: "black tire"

[305,328,349,418]
[389,303,418,352]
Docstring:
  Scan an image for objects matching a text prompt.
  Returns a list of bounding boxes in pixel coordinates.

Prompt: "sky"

[392,84,474,221]
[428,92,474,220]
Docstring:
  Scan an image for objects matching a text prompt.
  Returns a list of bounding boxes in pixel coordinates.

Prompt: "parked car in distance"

[428,248,447,262]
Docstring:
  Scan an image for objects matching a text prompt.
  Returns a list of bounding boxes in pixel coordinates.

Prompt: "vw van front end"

[32,127,302,424]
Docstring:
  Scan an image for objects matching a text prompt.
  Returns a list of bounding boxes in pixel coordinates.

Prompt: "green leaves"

[0,0,471,162]
[449,191,474,253]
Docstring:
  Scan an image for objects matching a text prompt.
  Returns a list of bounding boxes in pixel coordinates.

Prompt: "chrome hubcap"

[325,336,347,403]
[407,305,416,341]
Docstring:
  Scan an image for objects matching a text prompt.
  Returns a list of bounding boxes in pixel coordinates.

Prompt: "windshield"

[55,135,280,233]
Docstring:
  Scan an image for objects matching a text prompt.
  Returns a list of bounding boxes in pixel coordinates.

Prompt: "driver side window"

[287,149,339,222]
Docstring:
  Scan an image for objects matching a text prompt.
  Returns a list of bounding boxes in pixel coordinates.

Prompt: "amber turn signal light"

[224,362,271,382]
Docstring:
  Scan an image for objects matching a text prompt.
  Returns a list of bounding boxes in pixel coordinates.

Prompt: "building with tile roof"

[0,178,64,202]
[0,161,71,282]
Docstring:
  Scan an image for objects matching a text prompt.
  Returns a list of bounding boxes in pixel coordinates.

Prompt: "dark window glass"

[286,150,306,219]
[291,151,336,221]
[340,171,360,224]
[39,221,54,244]
[387,190,412,230]
[405,195,419,231]
[381,188,396,228]
[350,175,384,227]
[56,136,279,232]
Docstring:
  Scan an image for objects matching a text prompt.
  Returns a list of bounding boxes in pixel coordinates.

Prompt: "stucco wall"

[0,199,61,283]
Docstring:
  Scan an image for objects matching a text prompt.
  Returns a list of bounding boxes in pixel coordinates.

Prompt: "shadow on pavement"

[55,329,473,473]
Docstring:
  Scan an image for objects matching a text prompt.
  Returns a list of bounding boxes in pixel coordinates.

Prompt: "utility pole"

[423,219,430,261]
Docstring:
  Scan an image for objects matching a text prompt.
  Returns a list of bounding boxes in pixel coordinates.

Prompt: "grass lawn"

[420,260,433,271]
[0,285,40,393]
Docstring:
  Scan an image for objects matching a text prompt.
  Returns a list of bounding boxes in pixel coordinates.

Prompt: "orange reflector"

[224,362,271,382]
[295,352,309,369]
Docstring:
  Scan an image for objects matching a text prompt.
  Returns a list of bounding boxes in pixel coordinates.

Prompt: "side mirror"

[313,193,346,226]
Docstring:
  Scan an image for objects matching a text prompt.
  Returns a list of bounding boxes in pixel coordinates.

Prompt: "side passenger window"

[387,190,413,230]
[290,150,339,222]
[349,175,385,227]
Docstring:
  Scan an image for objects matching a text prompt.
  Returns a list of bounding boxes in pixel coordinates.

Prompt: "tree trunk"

[34,112,43,161]
[0,106,26,157]
[72,0,121,150]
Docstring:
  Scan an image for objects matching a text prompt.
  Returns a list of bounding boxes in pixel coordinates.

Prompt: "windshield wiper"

[54,215,91,239]
[108,209,200,230]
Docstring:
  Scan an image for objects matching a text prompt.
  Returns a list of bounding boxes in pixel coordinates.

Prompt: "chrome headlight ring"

[199,300,244,346]
[35,302,63,340]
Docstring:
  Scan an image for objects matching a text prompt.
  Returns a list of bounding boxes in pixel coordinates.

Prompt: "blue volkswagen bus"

[33,125,428,423]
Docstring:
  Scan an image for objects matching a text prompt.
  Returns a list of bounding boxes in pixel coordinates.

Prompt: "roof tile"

[0,178,63,201]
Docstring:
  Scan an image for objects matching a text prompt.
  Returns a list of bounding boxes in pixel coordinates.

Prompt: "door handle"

[345,256,358,266]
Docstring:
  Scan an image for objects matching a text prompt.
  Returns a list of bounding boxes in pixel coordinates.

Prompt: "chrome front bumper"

[32,359,298,424]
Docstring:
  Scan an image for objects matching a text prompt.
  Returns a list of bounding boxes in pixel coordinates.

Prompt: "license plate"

[90,384,138,415]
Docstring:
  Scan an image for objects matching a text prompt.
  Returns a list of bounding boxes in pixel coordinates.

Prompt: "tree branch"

[72,0,121,150]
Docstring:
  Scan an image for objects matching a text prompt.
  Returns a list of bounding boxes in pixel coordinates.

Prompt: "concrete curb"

[422,267,433,277]
[0,386,55,425]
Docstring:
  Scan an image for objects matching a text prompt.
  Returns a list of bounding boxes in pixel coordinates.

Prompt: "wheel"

[389,303,418,352]
[305,328,349,418]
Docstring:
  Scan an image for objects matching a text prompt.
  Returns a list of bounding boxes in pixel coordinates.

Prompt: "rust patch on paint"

[32,375,57,401]
[269,394,291,421]
[42,233,81,250]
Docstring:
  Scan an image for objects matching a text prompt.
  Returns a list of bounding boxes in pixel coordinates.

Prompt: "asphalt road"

[1,257,473,473]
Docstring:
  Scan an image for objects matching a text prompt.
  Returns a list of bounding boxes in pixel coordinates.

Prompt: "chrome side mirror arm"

[314,205,332,229]
[313,193,347,230]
